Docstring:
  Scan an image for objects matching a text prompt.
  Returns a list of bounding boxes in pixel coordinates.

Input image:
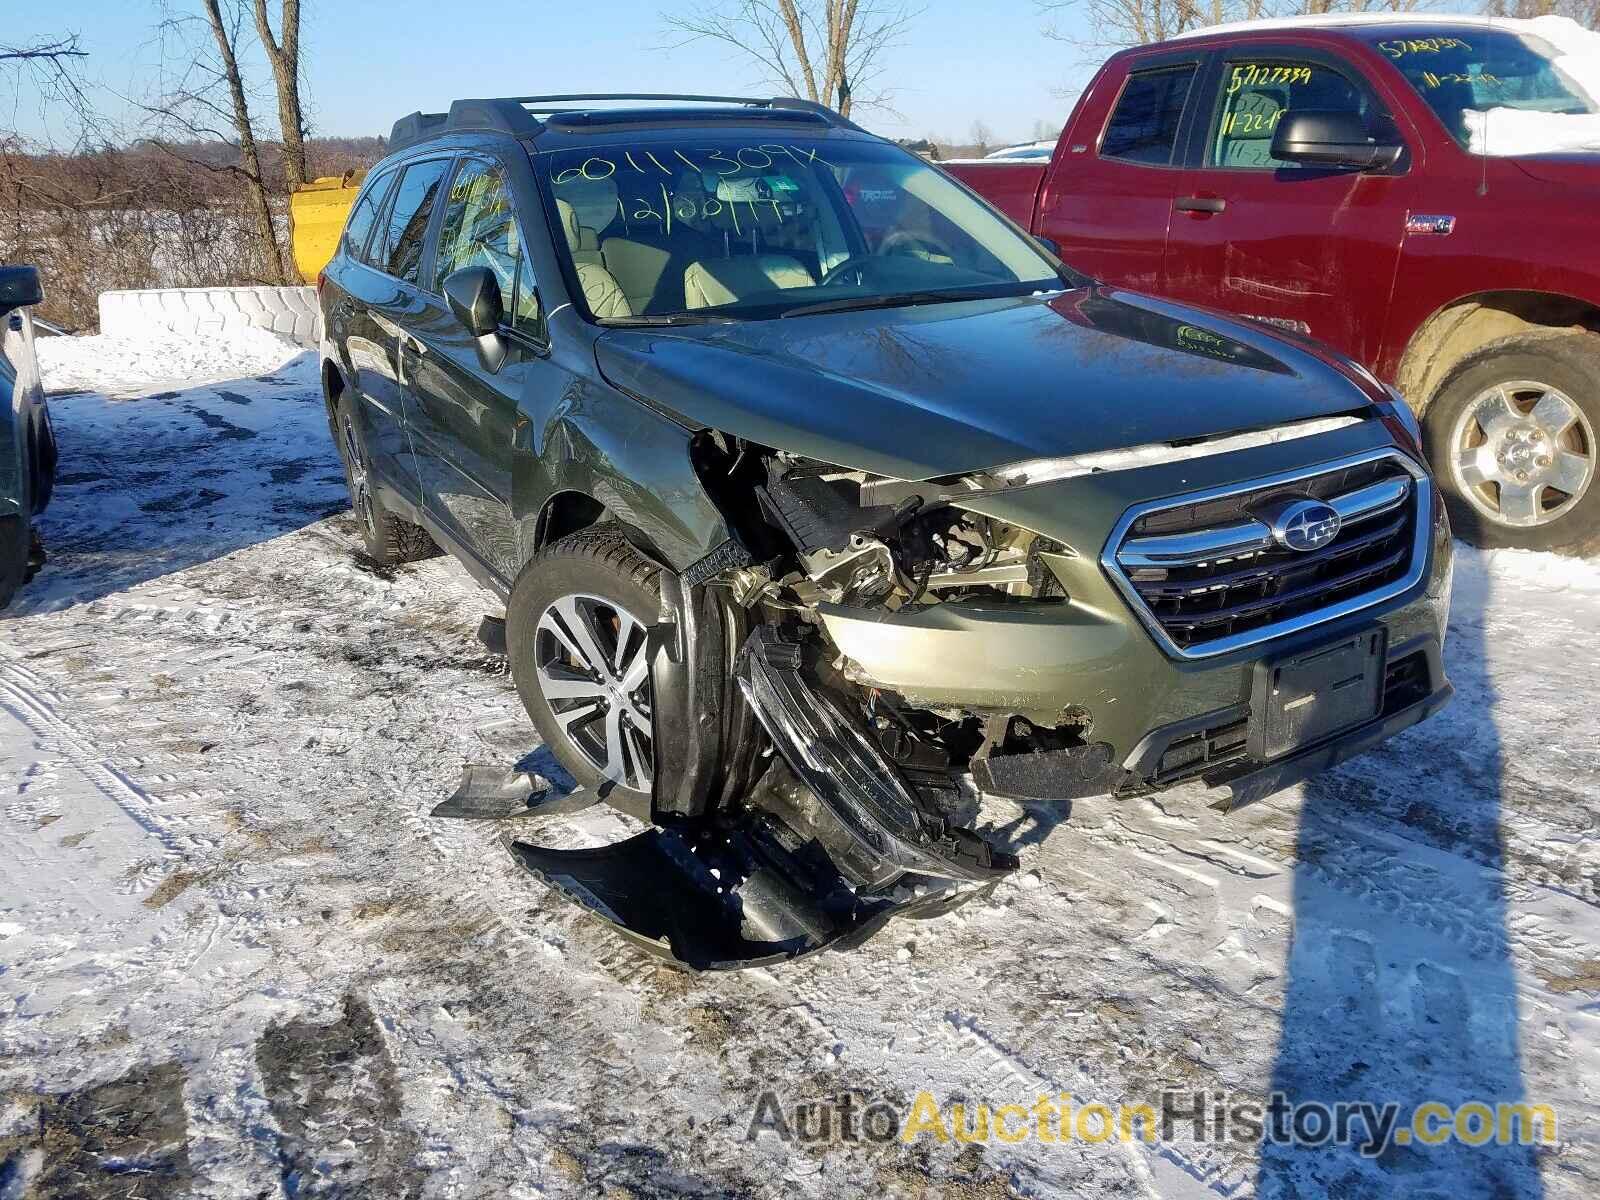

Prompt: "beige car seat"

[556,198,631,319]
[682,256,816,310]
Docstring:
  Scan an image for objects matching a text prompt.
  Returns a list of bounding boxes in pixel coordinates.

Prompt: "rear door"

[352,157,452,507]
[1036,52,1208,291]
[401,152,552,584]
[1160,43,1417,364]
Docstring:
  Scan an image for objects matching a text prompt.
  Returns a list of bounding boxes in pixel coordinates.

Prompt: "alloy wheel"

[1450,380,1595,528]
[341,414,377,539]
[534,593,654,791]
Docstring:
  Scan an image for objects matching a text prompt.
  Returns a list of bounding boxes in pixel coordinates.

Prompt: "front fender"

[514,373,731,573]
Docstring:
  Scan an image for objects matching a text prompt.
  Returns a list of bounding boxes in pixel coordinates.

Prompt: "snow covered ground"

[1,329,1598,1199]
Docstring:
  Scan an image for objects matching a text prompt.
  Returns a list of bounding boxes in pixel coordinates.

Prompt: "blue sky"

[6,1,1097,148]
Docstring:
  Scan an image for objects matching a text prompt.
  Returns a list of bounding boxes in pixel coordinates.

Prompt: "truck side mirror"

[443,266,508,373]
[0,266,42,315]
[1271,110,1402,172]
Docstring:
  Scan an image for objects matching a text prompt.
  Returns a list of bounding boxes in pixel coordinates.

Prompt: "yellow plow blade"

[289,173,366,281]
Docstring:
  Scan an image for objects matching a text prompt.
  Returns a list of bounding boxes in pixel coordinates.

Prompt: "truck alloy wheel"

[1424,332,1600,553]
[533,592,654,792]
[1449,380,1594,529]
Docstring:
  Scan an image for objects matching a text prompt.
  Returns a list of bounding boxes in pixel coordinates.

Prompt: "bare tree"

[1031,117,1061,142]
[1485,0,1599,26]
[0,32,99,143]
[1039,0,1433,52]
[252,0,308,192]
[969,119,994,154]
[664,0,918,116]
[144,1,286,284]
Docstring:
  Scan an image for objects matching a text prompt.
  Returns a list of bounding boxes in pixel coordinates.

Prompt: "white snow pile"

[1466,16,1600,156]
[36,324,308,398]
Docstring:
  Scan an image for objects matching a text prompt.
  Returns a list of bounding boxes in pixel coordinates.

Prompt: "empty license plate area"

[1249,628,1386,761]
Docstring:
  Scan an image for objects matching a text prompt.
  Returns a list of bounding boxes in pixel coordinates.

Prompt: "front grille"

[1104,450,1430,658]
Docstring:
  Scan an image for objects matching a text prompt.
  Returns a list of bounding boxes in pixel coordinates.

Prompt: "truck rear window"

[1102,66,1198,165]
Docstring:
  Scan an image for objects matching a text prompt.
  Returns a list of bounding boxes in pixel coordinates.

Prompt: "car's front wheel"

[506,526,662,811]
[1424,331,1600,553]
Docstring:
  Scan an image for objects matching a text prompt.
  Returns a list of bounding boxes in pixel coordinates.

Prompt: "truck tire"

[505,526,663,813]
[333,393,435,565]
[1422,331,1600,554]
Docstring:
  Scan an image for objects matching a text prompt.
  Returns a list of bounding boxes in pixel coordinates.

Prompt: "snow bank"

[1466,16,1600,156]
[98,285,320,348]
[37,326,310,399]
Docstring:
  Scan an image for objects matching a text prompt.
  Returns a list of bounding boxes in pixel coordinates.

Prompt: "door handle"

[1174,196,1227,214]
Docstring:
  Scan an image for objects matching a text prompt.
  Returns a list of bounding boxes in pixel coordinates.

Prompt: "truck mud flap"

[508,818,909,971]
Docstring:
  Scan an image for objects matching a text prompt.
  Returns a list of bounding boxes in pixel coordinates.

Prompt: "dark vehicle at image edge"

[1,266,54,611]
[318,92,1454,969]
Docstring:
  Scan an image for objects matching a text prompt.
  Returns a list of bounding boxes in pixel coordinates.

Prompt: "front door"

[1161,47,1416,365]
[403,155,551,583]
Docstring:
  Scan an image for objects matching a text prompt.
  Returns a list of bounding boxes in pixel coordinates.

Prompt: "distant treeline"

[1,136,389,331]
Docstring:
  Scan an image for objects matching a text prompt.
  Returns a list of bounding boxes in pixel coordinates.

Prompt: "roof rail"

[387,93,866,152]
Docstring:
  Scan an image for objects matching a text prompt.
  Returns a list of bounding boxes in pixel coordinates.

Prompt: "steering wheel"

[878,230,955,262]
[819,254,877,288]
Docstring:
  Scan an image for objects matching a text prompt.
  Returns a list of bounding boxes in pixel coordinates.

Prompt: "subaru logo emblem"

[1273,500,1342,553]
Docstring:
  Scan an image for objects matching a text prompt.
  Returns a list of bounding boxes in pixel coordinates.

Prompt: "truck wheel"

[333,394,435,565]
[505,526,661,811]
[1422,332,1600,553]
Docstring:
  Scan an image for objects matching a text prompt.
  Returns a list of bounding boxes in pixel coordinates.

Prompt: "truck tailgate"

[942,161,1049,228]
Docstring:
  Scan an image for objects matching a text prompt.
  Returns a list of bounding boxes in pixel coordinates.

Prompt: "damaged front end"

[497,439,1117,969]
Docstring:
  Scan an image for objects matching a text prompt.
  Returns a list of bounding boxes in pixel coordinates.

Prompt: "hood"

[594,287,1374,481]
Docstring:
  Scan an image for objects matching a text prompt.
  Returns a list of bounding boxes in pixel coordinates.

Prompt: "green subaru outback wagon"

[318,94,1453,968]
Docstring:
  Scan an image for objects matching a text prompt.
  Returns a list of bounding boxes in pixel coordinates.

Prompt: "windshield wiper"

[599,313,739,327]
[779,289,1010,319]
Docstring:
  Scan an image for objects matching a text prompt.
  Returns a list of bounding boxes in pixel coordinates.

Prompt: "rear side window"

[378,159,451,284]
[1101,66,1198,165]
[340,170,392,261]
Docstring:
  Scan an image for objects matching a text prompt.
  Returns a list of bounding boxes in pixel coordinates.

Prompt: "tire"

[505,525,663,812]
[1422,331,1600,554]
[332,393,435,565]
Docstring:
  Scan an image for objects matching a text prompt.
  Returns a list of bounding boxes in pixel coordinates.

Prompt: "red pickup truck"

[947,14,1600,553]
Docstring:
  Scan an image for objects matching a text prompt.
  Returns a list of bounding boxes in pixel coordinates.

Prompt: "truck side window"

[433,158,543,339]
[1101,66,1198,165]
[1210,60,1369,169]
[379,158,451,284]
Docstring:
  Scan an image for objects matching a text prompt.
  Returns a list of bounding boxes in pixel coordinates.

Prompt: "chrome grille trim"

[1101,448,1433,660]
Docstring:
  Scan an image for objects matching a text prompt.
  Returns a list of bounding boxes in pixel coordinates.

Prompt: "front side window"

[1209,59,1370,169]
[1361,27,1599,150]
[341,169,392,261]
[538,135,1067,323]
[379,158,450,283]
[1102,66,1198,165]
[434,158,541,337]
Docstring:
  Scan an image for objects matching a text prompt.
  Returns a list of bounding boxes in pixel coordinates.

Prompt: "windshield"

[1365,27,1600,150]
[536,135,1068,322]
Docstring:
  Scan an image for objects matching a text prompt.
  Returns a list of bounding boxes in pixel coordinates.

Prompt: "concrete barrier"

[98,286,320,347]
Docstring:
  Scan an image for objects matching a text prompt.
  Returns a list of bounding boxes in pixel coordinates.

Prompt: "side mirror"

[0,266,42,314]
[1035,236,1062,259]
[442,266,508,372]
[443,266,503,336]
[1271,110,1403,171]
